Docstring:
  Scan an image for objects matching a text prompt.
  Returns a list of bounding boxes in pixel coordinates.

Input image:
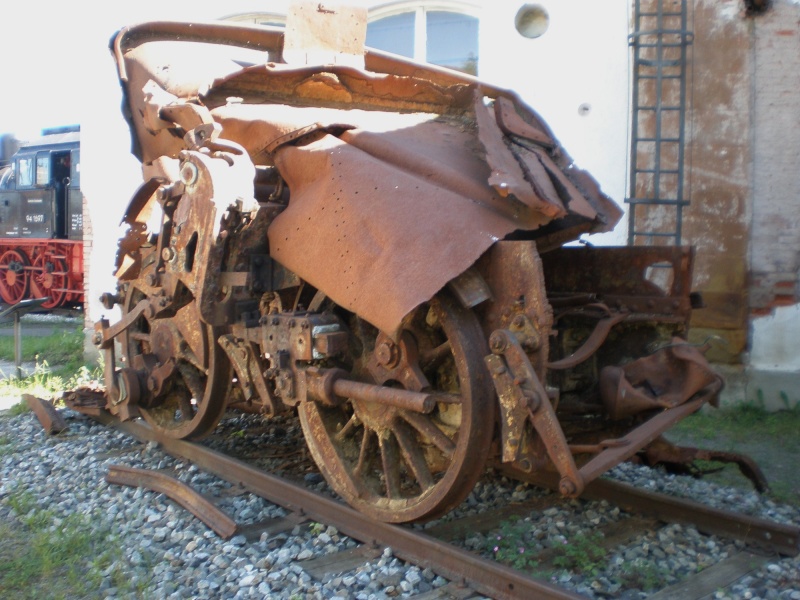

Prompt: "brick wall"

[749,0,800,314]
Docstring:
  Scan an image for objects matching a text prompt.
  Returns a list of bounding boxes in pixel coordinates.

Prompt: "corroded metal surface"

[23,395,68,435]
[90,12,747,523]
[106,463,238,538]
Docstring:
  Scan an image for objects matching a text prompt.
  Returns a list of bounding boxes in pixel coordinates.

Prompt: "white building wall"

[478,1,631,245]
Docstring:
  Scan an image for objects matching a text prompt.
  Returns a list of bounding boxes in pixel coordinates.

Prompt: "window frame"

[367,1,481,69]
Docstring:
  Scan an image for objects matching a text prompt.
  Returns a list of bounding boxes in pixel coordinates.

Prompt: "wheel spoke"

[420,341,452,370]
[393,421,435,492]
[401,411,456,458]
[353,427,372,477]
[298,291,495,523]
[379,433,402,499]
[335,413,359,442]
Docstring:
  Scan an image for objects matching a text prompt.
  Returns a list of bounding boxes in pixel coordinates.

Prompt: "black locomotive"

[0,126,84,308]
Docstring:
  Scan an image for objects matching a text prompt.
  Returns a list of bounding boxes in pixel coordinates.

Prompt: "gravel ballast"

[0,408,798,599]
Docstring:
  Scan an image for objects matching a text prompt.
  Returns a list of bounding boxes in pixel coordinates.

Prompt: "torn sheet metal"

[112,20,622,333]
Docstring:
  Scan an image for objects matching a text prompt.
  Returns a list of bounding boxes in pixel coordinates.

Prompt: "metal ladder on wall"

[627,0,693,246]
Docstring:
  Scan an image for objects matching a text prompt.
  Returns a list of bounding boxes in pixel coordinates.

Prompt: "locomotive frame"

[0,127,84,309]
[72,14,759,525]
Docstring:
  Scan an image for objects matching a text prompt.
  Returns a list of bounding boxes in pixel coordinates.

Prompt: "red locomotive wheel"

[0,249,30,305]
[299,292,496,523]
[30,253,68,309]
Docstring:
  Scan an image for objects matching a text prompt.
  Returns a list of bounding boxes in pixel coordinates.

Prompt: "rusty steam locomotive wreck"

[73,11,754,524]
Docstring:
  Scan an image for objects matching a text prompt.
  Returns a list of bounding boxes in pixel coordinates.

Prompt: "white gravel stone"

[2,409,798,600]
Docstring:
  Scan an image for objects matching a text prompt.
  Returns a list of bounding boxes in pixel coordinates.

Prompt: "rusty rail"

[93,412,580,600]
[105,463,238,539]
[502,467,800,557]
[23,394,68,435]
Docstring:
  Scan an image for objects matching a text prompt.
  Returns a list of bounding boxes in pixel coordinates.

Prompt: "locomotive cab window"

[70,149,80,188]
[36,153,51,186]
[17,156,34,187]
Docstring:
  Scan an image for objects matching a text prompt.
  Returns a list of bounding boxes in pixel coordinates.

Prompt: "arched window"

[366,6,479,75]
[222,4,480,75]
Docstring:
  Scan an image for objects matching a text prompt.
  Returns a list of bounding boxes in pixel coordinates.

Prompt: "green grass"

[669,402,800,448]
[666,402,800,506]
[0,489,146,599]
[0,360,102,412]
[0,325,85,371]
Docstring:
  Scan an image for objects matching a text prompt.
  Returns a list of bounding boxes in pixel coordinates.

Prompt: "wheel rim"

[120,285,231,440]
[0,249,30,304]
[299,293,495,523]
[30,253,67,308]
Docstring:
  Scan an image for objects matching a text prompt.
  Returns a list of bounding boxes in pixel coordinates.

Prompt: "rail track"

[84,409,799,600]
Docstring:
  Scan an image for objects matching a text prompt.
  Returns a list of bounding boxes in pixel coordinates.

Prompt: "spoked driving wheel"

[120,285,231,440]
[30,252,67,308]
[299,292,495,523]
[0,248,30,304]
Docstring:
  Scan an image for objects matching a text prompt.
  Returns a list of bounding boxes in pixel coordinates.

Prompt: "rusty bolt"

[523,389,541,412]
[162,247,175,262]
[489,331,508,354]
[271,317,280,326]
[92,331,104,346]
[375,341,399,368]
[511,315,526,329]
[145,273,158,287]
[179,161,199,186]
[559,477,577,497]
[508,437,519,448]
[100,293,118,310]
[288,319,296,328]
[301,321,309,331]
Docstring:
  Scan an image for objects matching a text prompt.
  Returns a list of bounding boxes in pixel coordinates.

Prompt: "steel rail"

[93,413,580,600]
[502,467,800,556]
[106,464,238,539]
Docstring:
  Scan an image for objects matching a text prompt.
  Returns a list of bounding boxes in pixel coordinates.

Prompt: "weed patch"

[616,557,671,591]
[0,324,84,367]
[0,488,145,599]
[550,532,608,577]
[485,516,541,571]
[0,360,102,410]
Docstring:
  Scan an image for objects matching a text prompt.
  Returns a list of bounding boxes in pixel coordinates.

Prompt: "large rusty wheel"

[121,285,231,440]
[0,248,30,304]
[299,293,495,523]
